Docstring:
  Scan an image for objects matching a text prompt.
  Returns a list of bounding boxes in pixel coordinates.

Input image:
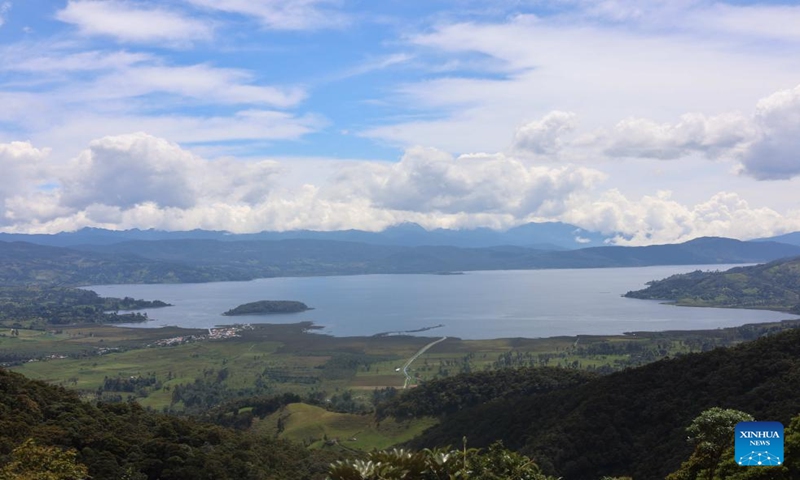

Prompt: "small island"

[222,300,312,316]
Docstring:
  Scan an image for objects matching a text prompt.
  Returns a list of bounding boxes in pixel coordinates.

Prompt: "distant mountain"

[0,241,248,286]
[625,255,800,312]
[0,222,607,249]
[754,231,800,246]
[535,236,800,267]
[4,236,800,286]
[75,237,800,279]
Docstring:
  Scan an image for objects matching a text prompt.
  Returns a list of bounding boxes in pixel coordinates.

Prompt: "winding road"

[402,336,448,389]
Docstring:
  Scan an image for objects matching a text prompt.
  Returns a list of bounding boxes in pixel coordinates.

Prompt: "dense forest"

[0,368,338,479]
[376,367,595,419]
[401,327,800,479]
[625,256,800,312]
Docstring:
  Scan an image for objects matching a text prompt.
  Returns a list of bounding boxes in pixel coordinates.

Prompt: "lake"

[86,265,799,339]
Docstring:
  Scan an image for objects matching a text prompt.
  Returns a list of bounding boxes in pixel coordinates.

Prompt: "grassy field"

[253,403,437,451]
[6,318,800,451]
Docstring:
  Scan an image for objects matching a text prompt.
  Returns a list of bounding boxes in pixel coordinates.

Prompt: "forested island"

[222,300,311,316]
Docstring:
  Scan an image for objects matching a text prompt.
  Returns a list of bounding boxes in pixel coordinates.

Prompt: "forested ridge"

[376,366,595,419]
[625,256,800,312]
[403,327,800,479]
[0,368,337,479]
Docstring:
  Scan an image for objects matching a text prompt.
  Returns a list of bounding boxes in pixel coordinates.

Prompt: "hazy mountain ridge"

[3,236,800,286]
[0,241,249,286]
[0,222,606,249]
[755,231,800,246]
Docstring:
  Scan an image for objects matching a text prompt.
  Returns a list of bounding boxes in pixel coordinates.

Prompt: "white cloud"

[42,110,323,155]
[563,190,800,245]
[739,85,800,180]
[59,133,283,210]
[695,4,800,42]
[0,141,62,226]
[85,64,306,108]
[186,0,347,31]
[334,146,606,217]
[56,0,213,44]
[513,111,578,156]
[602,112,755,160]
[1,50,152,73]
[0,2,11,28]
[367,12,800,153]
[4,132,800,244]
[590,84,800,180]
[0,43,313,150]
[0,141,50,200]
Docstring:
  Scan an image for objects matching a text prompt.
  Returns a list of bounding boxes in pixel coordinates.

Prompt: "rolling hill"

[625,255,800,312]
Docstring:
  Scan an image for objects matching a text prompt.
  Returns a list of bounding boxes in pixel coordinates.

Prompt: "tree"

[0,438,89,480]
[326,441,558,480]
[667,408,754,480]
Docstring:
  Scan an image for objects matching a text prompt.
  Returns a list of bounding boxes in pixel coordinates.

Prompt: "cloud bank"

[4,125,800,244]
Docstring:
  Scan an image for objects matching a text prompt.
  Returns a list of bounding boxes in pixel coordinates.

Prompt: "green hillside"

[0,368,336,479]
[404,327,800,479]
[625,256,800,312]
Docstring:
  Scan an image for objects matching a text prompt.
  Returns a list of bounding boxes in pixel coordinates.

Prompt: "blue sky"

[2,1,800,244]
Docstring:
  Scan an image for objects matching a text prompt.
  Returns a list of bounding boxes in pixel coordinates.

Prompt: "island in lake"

[222,300,312,316]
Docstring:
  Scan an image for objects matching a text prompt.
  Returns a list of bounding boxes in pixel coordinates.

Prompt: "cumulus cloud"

[563,190,800,245]
[4,132,800,245]
[0,141,50,200]
[739,85,800,180]
[334,146,606,217]
[59,133,282,210]
[602,112,755,160]
[57,1,213,44]
[0,141,63,227]
[513,111,578,156]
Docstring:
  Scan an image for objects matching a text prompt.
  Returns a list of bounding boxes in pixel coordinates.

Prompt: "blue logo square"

[735,421,784,466]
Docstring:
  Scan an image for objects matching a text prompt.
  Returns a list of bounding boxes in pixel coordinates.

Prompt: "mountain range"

[0,223,608,250]
[2,235,800,286]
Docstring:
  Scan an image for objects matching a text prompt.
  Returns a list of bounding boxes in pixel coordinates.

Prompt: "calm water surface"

[87,265,798,339]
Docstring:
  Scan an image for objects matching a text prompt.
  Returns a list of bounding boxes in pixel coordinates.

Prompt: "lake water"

[86,265,798,340]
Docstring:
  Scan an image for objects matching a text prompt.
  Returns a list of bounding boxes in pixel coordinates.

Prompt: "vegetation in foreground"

[405,327,800,479]
[0,367,338,480]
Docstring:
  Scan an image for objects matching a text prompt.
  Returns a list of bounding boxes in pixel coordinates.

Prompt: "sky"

[2,0,800,244]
